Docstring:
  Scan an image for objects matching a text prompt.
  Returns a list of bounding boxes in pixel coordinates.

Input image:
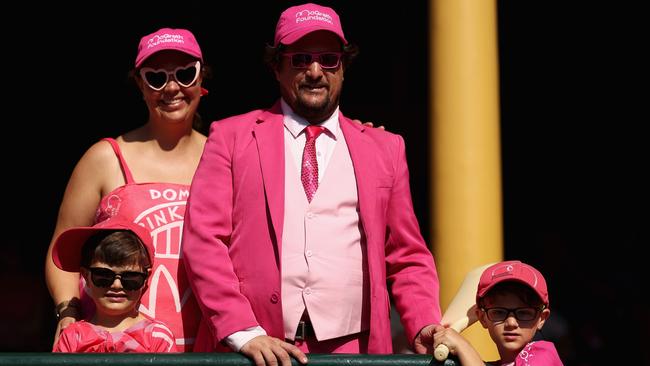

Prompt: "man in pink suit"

[182,3,441,365]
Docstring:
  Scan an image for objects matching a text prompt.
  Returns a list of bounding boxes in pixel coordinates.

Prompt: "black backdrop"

[4,2,645,365]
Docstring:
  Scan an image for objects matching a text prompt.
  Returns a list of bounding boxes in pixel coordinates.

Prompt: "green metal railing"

[0,353,465,366]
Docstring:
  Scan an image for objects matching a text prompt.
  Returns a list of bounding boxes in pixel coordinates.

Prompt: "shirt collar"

[281,99,339,139]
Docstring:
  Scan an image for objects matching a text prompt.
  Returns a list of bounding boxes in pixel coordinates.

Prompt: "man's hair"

[80,230,151,269]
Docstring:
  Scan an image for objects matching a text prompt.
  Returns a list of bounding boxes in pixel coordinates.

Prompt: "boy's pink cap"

[274,3,348,46]
[52,216,154,272]
[476,260,549,306]
[135,28,203,68]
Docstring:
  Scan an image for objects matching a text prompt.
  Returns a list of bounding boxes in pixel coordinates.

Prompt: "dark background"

[3,1,645,365]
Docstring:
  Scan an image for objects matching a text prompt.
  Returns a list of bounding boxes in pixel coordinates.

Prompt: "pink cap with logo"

[52,216,154,272]
[274,3,348,46]
[135,28,203,68]
[476,260,549,306]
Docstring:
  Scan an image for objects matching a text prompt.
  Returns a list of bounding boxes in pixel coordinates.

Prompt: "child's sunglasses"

[139,61,201,91]
[88,267,148,291]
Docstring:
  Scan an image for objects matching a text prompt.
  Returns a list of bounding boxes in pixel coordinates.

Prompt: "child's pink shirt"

[489,341,563,366]
[53,318,177,353]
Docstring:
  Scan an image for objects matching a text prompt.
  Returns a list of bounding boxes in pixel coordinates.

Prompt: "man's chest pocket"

[377,177,393,215]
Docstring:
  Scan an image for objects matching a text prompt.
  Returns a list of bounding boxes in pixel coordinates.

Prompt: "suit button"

[270,292,279,304]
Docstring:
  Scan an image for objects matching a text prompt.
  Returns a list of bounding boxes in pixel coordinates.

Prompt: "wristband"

[54,299,81,321]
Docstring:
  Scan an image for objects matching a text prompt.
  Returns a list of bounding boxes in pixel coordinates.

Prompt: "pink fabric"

[282,131,369,340]
[489,341,563,366]
[274,3,348,46]
[292,331,369,353]
[52,216,154,272]
[135,28,203,68]
[53,318,177,352]
[301,125,325,202]
[513,341,563,366]
[78,138,201,352]
[182,101,441,353]
[477,261,549,306]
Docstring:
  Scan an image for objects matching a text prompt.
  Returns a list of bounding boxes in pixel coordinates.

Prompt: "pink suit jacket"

[182,101,441,353]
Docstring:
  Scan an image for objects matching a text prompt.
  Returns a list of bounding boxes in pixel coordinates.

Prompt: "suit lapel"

[339,117,378,242]
[253,105,285,250]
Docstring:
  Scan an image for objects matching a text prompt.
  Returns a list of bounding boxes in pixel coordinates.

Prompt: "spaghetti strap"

[102,138,136,184]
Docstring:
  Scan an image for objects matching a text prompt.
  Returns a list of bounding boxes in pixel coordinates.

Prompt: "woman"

[45,27,207,352]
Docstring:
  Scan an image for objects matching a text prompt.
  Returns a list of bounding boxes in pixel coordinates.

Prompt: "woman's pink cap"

[274,3,348,46]
[135,28,203,68]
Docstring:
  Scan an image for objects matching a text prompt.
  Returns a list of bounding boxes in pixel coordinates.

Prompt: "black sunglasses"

[88,267,148,291]
[282,52,343,69]
[481,306,543,322]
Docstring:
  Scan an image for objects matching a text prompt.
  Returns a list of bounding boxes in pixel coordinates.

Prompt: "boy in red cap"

[433,260,563,365]
[52,216,177,352]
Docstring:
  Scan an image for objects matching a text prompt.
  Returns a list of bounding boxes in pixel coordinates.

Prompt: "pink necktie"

[301,125,325,202]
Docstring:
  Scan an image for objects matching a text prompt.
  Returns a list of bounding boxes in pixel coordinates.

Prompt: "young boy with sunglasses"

[51,216,177,352]
[433,260,563,365]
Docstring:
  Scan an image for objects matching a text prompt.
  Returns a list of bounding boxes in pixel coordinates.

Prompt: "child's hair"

[478,281,545,309]
[80,230,151,270]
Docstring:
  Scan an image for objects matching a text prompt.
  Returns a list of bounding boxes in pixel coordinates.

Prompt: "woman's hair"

[263,42,360,71]
[80,230,151,270]
[478,282,545,308]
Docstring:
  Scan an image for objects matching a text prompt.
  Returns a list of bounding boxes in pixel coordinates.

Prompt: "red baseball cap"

[135,28,203,68]
[52,216,154,272]
[476,260,549,306]
[274,3,348,46]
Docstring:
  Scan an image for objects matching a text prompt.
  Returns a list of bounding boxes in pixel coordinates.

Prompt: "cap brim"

[52,228,102,272]
[135,47,203,68]
[279,28,347,46]
[52,221,153,272]
[477,278,549,306]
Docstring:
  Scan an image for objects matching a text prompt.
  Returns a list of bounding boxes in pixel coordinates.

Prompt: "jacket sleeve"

[182,121,260,346]
[384,134,441,345]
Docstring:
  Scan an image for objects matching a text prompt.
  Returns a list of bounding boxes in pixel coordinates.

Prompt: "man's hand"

[413,324,438,354]
[240,335,308,366]
[352,119,385,130]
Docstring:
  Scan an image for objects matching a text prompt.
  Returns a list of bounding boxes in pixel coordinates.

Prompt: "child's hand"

[433,325,484,366]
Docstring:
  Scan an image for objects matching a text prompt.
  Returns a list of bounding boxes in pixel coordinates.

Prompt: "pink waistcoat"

[281,132,370,341]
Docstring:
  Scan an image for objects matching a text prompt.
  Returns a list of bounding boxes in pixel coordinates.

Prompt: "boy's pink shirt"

[53,318,177,353]
[489,341,563,366]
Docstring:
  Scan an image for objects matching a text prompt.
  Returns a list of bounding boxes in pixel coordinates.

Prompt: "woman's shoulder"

[78,139,120,166]
[69,139,122,187]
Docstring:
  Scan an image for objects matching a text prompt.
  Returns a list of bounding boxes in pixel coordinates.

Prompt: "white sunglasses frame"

[139,60,201,91]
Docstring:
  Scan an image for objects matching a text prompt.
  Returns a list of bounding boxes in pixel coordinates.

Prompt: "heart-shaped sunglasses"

[139,61,201,91]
